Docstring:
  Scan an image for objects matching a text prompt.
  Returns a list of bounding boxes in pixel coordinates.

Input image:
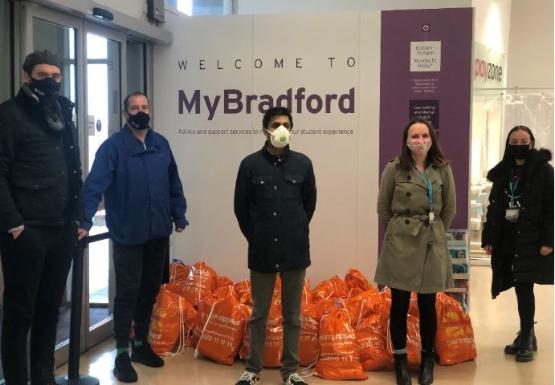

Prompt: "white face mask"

[407,141,431,154]
[268,125,290,148]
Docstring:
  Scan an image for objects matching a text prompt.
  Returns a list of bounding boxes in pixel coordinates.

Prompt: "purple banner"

[379,8,473,229]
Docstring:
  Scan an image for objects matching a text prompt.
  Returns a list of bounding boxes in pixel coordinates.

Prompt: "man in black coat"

[0,50,82,385]
[234,107,316,385]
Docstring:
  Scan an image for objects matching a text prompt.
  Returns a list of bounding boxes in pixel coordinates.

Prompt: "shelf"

[453,273,469,279]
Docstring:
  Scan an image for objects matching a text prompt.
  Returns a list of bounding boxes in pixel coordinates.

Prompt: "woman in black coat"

[482,125,553,363]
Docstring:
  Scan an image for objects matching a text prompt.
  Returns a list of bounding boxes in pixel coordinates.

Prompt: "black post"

[57,236,101,385]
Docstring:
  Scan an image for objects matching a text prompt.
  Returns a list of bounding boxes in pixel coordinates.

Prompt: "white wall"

[506,0,554,88]
[237,0,471,14]
[95,0,146,20]
[472,0,512,53]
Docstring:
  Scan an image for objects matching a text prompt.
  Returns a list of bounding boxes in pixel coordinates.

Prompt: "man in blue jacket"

[234,107,316,385]
[79,92,188,383]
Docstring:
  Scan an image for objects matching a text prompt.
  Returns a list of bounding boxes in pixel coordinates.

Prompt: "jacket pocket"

[284,174,304,199]
[251,175,273,200]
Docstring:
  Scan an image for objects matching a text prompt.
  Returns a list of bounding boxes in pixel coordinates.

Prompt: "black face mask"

[127,111,150,130]
[508,144,531,159]
[29,77,61,98]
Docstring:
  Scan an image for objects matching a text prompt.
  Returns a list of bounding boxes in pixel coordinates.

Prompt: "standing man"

[79,92,188,383]
[0,50,82,385]
[234,107,316,385]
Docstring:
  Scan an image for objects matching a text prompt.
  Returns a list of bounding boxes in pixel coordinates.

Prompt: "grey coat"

[374,158,456,293]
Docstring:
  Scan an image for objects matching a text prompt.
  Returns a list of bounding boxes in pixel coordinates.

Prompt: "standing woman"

[374,118,456,385]
[482,126,553,362]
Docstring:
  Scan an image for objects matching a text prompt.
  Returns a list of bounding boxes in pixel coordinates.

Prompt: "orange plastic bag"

[345,269,371,291]
[329,275,349,299]
[313,280,335,301]
[435,293,477,365]
[169,260,190,284]
[190,292,220,348]
[299,302,321,366]
[315,305,367,380]
[356,313,392,371]
[194,292,251,365]
[346,289,385,327]
[217,275,234,288]
[148,285,187,355]
[181,261,218,307]
[301,278,312,305]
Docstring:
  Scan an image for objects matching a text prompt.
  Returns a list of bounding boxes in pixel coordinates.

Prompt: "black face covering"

[127,111,150,130]
[29,77,61,98]
[508,144,531,159]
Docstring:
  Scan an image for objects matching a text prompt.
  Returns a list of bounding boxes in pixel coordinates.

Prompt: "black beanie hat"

[22,49,64,75]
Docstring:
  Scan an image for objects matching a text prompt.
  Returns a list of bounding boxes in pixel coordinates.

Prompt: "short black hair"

[22,50,64,75]
[123,92,150,113]
[262,107,293,129]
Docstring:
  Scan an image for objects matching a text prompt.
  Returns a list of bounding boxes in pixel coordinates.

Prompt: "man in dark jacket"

[0,50,82,385]
[79,92,188,383]
[234,107,316,385]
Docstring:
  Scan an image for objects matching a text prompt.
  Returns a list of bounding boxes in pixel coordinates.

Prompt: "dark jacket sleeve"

[0,113,24,232]
[302,159,317,223]
[234,160,251,239]
[540,163,554,248]
[481,186,496,248]
[168,147,188,229]
[80,141,115,231]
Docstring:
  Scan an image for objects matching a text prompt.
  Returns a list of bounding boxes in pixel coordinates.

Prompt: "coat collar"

[121,125,161,155]
[487,148,552,182]
[262,141,290,164]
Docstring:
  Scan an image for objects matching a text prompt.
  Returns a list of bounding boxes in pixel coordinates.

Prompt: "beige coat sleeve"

[440,164,456,228]
[377,162,396,226]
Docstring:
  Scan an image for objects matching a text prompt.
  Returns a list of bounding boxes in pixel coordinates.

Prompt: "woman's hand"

[483,245,493,255]
[540,246,553,256]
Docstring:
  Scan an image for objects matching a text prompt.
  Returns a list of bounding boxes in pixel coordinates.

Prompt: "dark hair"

[123,92,150,113]
[262,107,293,129]
[398,118,447,170]
[22,50,64,75]
[502,125,535,162]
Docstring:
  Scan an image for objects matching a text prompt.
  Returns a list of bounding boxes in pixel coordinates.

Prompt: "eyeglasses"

[33,72,63,82]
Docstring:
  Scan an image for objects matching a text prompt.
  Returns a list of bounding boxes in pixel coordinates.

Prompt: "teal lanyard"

[418,170,434,211]
[508,179,519,208]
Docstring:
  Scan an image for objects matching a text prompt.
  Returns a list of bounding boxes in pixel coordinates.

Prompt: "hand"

[77,228,88,240]
[540,246,553,256]
[10,228,23,240]
[483,245,493,255]
[175,227,184,233]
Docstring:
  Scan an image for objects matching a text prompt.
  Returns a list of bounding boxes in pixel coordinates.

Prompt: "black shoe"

[113,352,138,383]
[418,351,434,385]
[236,371,260,385]
[515,346,534,362]
[131,342,165,368]
[394,354,413,385]
[283,372,308,385]
[504,330,537,355]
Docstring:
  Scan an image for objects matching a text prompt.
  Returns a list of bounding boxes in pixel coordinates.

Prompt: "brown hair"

[398,118,447,170]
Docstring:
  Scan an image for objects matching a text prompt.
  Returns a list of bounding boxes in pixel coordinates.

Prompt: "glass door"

[83,21,124,348]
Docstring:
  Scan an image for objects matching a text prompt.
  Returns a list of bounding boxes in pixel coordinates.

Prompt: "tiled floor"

[56,266,554,385]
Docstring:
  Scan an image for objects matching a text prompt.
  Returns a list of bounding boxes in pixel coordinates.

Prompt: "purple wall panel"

[379,8,473,229]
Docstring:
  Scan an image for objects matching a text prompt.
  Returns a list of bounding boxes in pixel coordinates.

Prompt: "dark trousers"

[390,288,437,353]
[246,269,305,379]
[515,282,535,343]
[0,225,75,385]
[112,237,168,348]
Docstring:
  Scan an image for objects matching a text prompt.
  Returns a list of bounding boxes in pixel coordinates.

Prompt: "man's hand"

[78,227,88,240]
[540,246,553,256]
[175,227,184,233]
[483,245,493,255]
[10,228,23,240]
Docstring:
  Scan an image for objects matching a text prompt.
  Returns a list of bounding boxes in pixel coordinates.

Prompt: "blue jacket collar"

[121,125,161,155]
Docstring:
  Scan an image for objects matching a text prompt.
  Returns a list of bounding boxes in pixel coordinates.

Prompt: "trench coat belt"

[393,212,431,236]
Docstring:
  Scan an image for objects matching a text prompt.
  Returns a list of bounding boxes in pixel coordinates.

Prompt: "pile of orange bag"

[148,262,477,380]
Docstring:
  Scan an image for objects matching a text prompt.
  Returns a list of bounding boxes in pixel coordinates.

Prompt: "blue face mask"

[29,77,61,98]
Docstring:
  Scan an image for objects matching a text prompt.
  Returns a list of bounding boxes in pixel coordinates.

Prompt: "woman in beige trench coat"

[374,119,456,385]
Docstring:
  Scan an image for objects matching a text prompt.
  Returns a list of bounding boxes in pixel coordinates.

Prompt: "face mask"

[29,77,61,98]
[127,111,150,130]
[508,144,531,159]
[407,140,431,154]
[268,125,290,148]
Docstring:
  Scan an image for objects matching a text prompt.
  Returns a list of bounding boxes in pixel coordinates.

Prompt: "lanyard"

[417,169,434,211]
[508,179,519,208]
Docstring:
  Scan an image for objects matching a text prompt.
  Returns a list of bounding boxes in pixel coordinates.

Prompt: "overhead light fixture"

[92,7,114,21]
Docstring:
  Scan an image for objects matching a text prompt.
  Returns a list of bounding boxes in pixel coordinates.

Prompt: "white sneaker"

[235,371,260,385]
[283,373,307,385]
